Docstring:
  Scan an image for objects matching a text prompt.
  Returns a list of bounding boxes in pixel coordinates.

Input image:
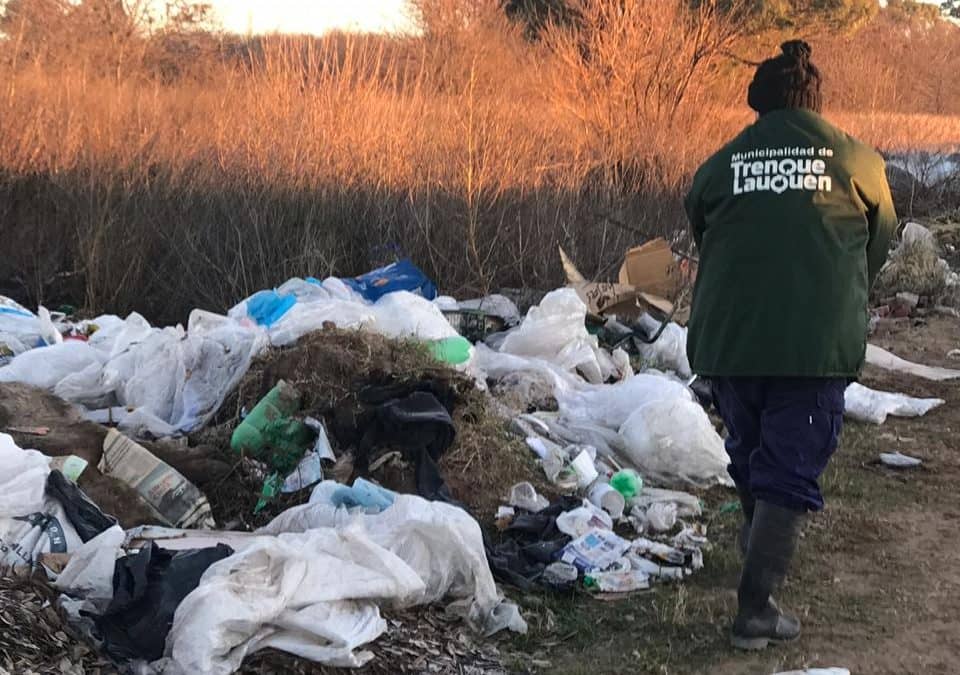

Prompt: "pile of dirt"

[0,574,114,675]
[195,329,547,527]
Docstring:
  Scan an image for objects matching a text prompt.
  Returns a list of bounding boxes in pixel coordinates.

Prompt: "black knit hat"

[747,40,822,116]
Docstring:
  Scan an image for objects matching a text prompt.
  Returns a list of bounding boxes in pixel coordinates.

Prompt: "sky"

[203,0,419,36]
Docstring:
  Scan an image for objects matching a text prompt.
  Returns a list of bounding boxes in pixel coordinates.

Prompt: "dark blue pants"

[711,377,847,512]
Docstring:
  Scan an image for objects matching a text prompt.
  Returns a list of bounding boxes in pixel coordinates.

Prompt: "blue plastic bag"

[245,290,296,327]
[342,259,438,302]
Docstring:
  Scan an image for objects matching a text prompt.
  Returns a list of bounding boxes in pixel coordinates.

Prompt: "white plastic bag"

[370,291,459,341]
[500,289,610,384]
[558,373,692,431]
[619,396,733,488]
[556,501,614,538]
[844,382,944,425]
[268,299,376,347]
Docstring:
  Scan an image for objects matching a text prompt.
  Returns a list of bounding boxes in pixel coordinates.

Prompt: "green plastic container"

[231,380,313,474]
[428,336,472,365]
[610,469,643,499]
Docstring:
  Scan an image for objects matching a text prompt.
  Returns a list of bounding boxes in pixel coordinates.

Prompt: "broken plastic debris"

[585,565,650,593]
[644,502,679,532]
[508,482,549,513]
[556,501,614,538]
[542,561,579,589]
[48,455,89,482]
[588,482,626,519]
[880,452,922,468]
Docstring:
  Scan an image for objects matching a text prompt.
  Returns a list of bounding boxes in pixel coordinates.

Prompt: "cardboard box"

[559,245,679,322]
[617,238,682,298]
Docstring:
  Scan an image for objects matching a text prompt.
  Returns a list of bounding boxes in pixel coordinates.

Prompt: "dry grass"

[0,3,958,321]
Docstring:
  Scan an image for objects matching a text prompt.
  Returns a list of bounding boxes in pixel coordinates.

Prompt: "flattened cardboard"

[617,238,681,298]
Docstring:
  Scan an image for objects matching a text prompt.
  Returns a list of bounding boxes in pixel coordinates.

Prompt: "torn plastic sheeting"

[257,491,526,637]
[844,382,944,425]
[165,526,425,673]
[54,525,126,606]
[266,298,376,347]
[0,341,107,391]
[866,344,960,381]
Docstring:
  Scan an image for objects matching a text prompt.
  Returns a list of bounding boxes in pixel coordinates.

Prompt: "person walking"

[684,40,898,650]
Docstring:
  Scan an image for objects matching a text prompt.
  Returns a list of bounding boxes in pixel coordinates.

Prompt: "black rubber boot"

[731,501,803,650]
[735,483,756,558]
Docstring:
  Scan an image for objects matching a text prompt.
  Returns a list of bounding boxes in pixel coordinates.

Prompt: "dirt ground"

[508,314,960,675]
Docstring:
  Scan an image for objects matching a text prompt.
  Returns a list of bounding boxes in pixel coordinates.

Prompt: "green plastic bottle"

[231,381,313,474]
[610,469,643,499]
[428,336,472,365]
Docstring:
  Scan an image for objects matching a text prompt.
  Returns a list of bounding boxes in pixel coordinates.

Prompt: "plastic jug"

[428,336,472,365]
[231,381,313,473]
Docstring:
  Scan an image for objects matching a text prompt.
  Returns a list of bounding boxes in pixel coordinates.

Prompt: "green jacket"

[685,109,897,377]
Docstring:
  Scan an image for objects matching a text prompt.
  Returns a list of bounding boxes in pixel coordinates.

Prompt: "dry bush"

[0,0,958,321]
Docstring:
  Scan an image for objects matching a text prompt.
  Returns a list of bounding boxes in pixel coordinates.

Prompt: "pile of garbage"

[0,249,954,673]
[874,221,960,318]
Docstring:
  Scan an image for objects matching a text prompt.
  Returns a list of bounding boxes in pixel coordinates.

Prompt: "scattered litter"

[556,501,614,538]
[610,468,643,499]
[542,561,579,589]
[866,343,960,381]
[509,482,550,512]
[588,482,626,519]
[774,669,850,675]
[570,447,599,487]
[48,455,89,482]
[844,382,944,425]
[644,502,679,533]
[585,562,650,593]
[879,452,923,468]
[559,529,632,572]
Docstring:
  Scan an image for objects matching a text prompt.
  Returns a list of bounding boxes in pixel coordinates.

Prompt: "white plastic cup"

[588,482,625,519]
[570,449,599,488]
